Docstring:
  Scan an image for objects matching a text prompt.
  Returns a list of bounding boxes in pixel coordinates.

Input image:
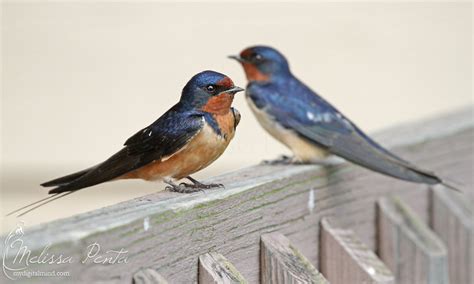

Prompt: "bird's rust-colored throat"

[201,77,236,115]
[241,62,270,82]
[201,93,234,115]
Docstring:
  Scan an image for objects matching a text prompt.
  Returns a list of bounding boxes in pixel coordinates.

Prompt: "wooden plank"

[431,186,473,284]
[320,217,394,284]
[0,107,471,283]
[199,252,247,284]
[260,232,328,284]
[133,268,168,284]
[372,105,473,150]
[377,196,448,284]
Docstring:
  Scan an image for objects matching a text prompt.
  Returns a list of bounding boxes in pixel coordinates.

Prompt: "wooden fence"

[1,107,472,284]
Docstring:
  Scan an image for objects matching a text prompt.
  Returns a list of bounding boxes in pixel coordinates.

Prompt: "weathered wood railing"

[1,107,472,283]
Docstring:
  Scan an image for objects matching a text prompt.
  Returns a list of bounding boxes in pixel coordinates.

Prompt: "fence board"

[132,268,168,284]
[377,196,448,284]
[431,187,473,284]
[199,252,247,284]
[260,232,328,284]
[320,218,394,284]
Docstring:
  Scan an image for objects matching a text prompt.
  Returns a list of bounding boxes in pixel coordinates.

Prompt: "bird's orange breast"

[122,111,237,181]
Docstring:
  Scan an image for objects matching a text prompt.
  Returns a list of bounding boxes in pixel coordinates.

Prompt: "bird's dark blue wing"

[47,103,205,193]
[247,81,352,147]
[247,79,440,184]
[124,103,204,158]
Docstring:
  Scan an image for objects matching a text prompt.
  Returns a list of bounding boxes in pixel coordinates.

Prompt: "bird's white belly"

[246,97,328,163]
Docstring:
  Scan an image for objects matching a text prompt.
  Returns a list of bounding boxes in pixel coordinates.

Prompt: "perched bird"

[9,70,243,216]
[230,46,457,189]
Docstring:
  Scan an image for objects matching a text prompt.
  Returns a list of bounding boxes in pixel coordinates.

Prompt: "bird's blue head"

[181,70,244,114]
[229,46,290,82]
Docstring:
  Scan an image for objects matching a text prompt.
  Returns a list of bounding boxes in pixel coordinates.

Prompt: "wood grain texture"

[133,268,169,284]
[260,232,328,284]
[199,252,247,284]
[1,107,472,283]
[320,218,394,284]
[377,197,448,284]
[431,187,473,284]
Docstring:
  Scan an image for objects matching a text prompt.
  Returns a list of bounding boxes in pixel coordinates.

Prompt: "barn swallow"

[9,70,244,216]
[230,46,458,189]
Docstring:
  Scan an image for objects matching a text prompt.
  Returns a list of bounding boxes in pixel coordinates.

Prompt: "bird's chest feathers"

[246,96,328,162]
[210,111,237,140]
[183,112,237,159]
[191,112,236,154]
[160,118,234,179]
[197,116,235,153]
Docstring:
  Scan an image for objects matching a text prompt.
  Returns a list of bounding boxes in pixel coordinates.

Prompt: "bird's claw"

[198,183,224,189]
[165,183,202,193]
[166,182,224,194]
[182,182,224,189]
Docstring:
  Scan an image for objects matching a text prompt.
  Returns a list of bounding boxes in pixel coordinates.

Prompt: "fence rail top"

[2,106,473,256]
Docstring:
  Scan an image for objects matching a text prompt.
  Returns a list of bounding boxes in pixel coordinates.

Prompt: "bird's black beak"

[223,86,245,94]
[228,55,246,63]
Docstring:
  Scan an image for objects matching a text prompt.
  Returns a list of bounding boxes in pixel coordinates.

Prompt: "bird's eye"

[252,53,263,62]
[206,85,216,93]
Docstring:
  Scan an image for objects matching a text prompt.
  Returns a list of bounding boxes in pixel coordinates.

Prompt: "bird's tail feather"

[6,149,140,217]
[41,166,96,187]
[6,160,122,217]
[6,191,76,217]
[6,166,97,217]
[342,148,464,193]
[336,149,439,185]
[439,177,464,193]
[375,155,465,193]
[47,148,143,194]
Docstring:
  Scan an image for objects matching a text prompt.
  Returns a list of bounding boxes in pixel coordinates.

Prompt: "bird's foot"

[164,177,224,194]
[180,182,224,190]
[186,176,224,190]
[262,155,308,165]
[164,179,199,194]
[165,183,204,194]
[262,155,293,165]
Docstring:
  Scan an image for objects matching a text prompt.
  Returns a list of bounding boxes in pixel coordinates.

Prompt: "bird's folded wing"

[124,110,204,158]
[260,93,439,184]
[48,110,205,193]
